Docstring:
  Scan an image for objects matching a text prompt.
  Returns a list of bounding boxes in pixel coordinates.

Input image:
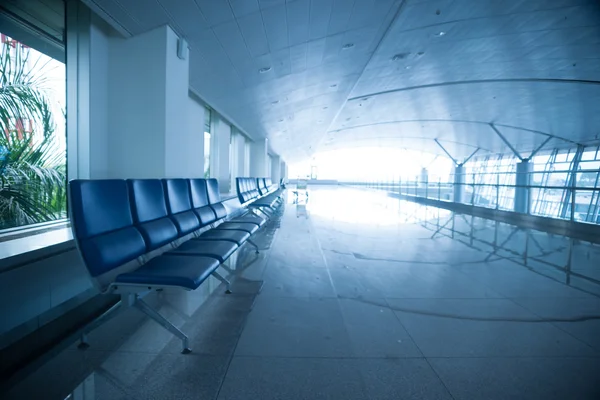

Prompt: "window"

[203,107,211,178]
[0,32,66,230]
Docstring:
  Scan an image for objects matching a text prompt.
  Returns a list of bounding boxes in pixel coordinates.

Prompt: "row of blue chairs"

[236,177,283,210]
[69,177,282,353]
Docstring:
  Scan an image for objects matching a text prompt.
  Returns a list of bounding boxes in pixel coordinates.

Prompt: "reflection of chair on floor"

[296,204,307,218]
[292,180,309,204]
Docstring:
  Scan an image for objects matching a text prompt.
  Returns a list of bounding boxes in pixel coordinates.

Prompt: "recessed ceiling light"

[259,66,272,73]
[342,43,354,49]
[405,66,411,69]
[434,31,446,36]
[392,52,410,61]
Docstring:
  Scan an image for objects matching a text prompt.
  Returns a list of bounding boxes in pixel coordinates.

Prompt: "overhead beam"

[434,139,458,165]
[462,147,480,165]
[528,136,553,159]
[489,124,523,161]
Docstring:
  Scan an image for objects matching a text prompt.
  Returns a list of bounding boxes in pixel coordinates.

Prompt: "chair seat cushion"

[251,198,277,207]
[115,255,219,290]
[166,240,237,263]
[229,214,266,227]
[198,229,250,245]
[216,222,259,234]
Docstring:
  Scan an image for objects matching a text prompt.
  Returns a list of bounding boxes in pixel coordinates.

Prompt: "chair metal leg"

[77,299,123,350]
[247,239,260,254]
[133,297,191,354]
[211,270,232,294]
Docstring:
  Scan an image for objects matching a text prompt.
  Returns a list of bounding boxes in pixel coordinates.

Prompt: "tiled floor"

[3,186,600,399]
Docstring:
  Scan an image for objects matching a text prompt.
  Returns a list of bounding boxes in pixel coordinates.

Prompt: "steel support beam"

[434,139,458,165]
[489,124,523,161]
[462,147,481,165]
[529,136,553,159]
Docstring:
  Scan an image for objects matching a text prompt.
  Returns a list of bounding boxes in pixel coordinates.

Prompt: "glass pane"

[1,32,66,230]
[203,132,210,178]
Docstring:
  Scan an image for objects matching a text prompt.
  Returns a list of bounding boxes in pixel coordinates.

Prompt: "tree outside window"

[0,33,66,230]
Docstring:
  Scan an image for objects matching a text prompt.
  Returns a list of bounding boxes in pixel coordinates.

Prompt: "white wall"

[164,28,193,177]
[211,115,232,192]
[250,139,269,177]
[88,14,109,178]
[271,155,281,183]
[106,26,167,178]
[187,96,206,177]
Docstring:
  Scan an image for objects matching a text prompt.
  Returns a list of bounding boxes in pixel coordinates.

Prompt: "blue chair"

[161,179,238,267]
[70,179,220,353]
[188,178,251,245]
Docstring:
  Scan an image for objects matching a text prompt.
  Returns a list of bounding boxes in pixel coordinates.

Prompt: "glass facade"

[203,107,211,178]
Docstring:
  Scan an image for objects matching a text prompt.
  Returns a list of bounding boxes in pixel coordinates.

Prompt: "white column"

[211,116,232,193]
[232,130,246,178]
[187,96,206,177]
[103,24,190,178]
[453,164,465,203]
[271,155,281,183]
[280,161,288,181]
[250,138,269,177]
[514,160,532,213]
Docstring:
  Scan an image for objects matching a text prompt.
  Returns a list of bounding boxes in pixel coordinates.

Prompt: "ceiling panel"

[308,0,333,40]
[261,4,288,51]
[237,11,270,57]
[287,0,310,46]
[91,0,600,162]
[229,0,260,18]
[194,0,234,27]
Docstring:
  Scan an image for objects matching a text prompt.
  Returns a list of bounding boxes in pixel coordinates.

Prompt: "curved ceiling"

[89,0,600,162]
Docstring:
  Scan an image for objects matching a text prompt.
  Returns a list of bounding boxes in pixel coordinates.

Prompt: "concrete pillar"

[280,161,287,182]
[104,24,191,178]
[514,160,532,213]
[453,164,465,203]
[271,155,281,184]
[250,138,269,177]
[420,167,428,186]
[211,116,231,193]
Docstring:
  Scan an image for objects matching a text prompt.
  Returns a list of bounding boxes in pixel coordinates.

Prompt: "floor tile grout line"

[311,210,374,398]
[505,296,600,354]
[214,210,286,400]
[383,297,456,399]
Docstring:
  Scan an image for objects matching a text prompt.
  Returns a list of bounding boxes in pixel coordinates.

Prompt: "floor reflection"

[6,185,600,400]
[418,208,600,296]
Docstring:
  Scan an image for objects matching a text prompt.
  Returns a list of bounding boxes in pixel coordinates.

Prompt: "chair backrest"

[236,177,258,204]
[248,178,260,199]
[206,178,228,219]
[163,179,201,236]
[265,178,273,188]
[189,178,217,225]
[127,179,179,251]
[69,179,146,278]
[256,178,267,196]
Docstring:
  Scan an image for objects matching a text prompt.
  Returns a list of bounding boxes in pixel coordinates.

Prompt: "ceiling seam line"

[348,78,600,101]
[321,0,409,148]
[328,119,578,145]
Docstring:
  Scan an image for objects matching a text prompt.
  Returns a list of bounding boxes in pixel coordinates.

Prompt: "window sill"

[0,223,75,274]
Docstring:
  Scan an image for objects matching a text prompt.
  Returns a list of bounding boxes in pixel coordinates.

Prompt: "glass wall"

[203,106,211,178]
[0,32,66,230]
[461,146,600,223]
